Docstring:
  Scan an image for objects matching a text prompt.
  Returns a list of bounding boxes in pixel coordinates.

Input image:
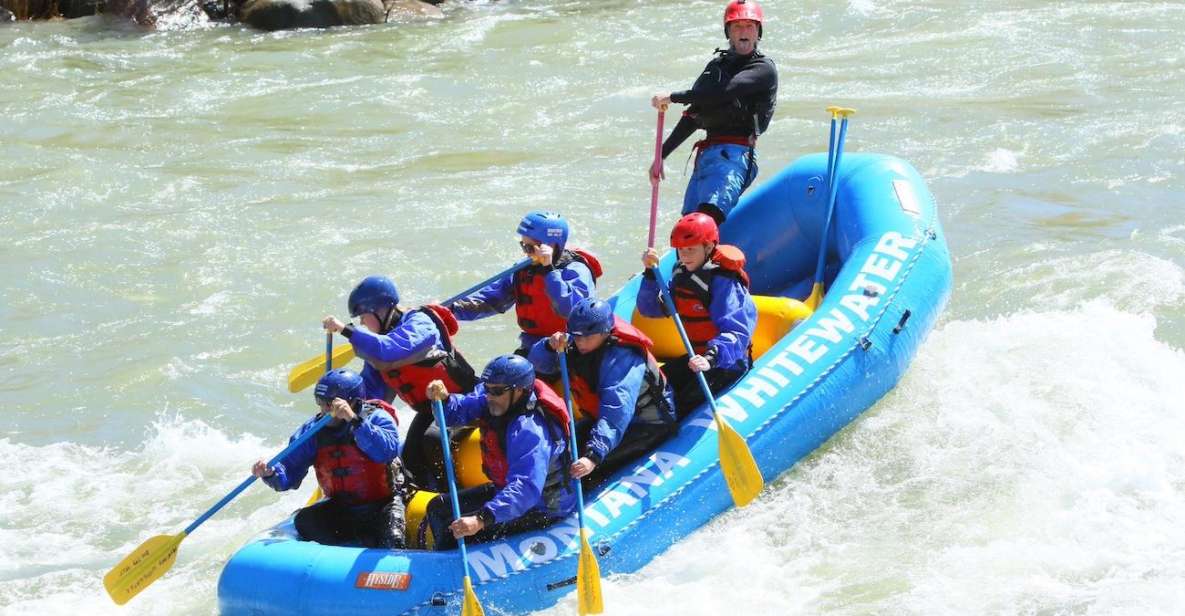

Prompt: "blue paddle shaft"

[558,353,589,529]
[187,333,338,535]
[443,258,531,305]
[431,399,476,581]
[652,267,720,414]
[826,116,838,186]
[812,117,851,290]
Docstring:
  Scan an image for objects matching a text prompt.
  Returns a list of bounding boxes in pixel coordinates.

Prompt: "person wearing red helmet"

[650,0,778,224]
[638,213,758,418]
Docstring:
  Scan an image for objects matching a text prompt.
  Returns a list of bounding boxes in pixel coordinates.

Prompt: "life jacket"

[513,248,604,337]
[313,400,399,506]
[567,317,672,426]
[671,245,751,355]
[478,380,570,488]
[368,304,478,412]
[685,49,777,139]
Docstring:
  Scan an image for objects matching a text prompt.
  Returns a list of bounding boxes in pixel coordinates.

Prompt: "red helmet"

[724,0,764,39]
[670,213,720,248]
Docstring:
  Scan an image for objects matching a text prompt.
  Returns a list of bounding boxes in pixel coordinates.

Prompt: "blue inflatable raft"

[218,153,953,615]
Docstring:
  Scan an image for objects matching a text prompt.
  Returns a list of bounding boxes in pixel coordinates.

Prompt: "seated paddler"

[251,369,406,549]
[423,354,575,549]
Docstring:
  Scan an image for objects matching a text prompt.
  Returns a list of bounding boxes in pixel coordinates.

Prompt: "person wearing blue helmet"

[423,354,574,549]
[529,298,677,485]
[322,275,479,491]
[251,369,406,548]
[447,211,603,355]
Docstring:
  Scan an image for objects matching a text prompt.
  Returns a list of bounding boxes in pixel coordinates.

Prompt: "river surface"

[2,0,1184,614]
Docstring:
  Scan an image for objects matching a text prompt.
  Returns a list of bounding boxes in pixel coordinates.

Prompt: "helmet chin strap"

[379,306,402,334]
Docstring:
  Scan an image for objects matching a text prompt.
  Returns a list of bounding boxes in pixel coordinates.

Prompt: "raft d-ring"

[596,542,611,557]
[859,336,872,351]
[892,310,912,335]
[430,592,447,606]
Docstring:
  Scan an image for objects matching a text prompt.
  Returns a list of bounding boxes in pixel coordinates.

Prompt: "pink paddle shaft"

[648,109,666,249]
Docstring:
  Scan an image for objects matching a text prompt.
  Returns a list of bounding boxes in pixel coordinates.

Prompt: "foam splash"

[538,301,1185,615]
[983,147,1019,173]
[0,416,315,614]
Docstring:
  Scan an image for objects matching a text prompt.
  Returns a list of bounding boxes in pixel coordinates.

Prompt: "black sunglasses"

[485,384,513,396]
[519,241,539,254]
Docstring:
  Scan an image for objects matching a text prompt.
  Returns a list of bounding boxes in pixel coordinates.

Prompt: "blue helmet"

[480,354,535,389]
[517,211,569,252]
[567,298,614,336]
[314,369,365,405]
[348,276,399,318]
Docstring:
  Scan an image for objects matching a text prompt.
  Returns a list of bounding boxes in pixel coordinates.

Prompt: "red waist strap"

[693,135,755,151]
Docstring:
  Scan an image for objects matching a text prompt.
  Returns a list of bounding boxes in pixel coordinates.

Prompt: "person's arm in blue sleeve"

[636,269,669,318]
[527,337,561,377]
[706,276,757,370]
[481,417,550,524]
[344,311,439,368]
[261,416,320,491]
[543,261,594,318]
[584,347,646,463]
[359,363,393,402]
[353,407,401,464]
[447,274,517,321]
[439,389,489,428]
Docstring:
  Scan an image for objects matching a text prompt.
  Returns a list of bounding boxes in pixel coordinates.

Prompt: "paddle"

[105,334,338,606]
[303,328,342,506]
[647,107,667,248]
[558,352,604,615]
[644,112,762,508]
[651,269,764,507]
[805,106,856,311]
[287,259,532,393]
[430,397,485,616]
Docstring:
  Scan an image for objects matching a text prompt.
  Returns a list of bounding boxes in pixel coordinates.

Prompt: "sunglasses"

[519,241,539,254]
[485,384,513,396]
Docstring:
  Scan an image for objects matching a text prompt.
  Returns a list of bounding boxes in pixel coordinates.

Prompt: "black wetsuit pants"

[294,497,406,549]
[662,354,746,420]
[425,483,558,551]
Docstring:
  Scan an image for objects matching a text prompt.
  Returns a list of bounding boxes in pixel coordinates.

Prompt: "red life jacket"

[567,317,671,425]
[671,245,750,355]
[313,400,399,506]
[368,304,478,412]
[478,380,570,487]
[513,248,604,336]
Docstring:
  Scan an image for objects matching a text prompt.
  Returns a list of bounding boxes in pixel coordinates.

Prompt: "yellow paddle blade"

[804,283,823,312]
[577,528,604,615]
[461,575,485,616]
[305,486,323,506]
[103,532,187,605]
[287,343,356,392]
[714,411,764,508]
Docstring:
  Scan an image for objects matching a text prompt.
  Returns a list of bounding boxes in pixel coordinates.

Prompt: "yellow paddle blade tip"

[577,529,605,615]
[462,576,485,616]
[287,344,356,392]
[714,413,765,508]
[103,533,186,605]
[805,284,823,312]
